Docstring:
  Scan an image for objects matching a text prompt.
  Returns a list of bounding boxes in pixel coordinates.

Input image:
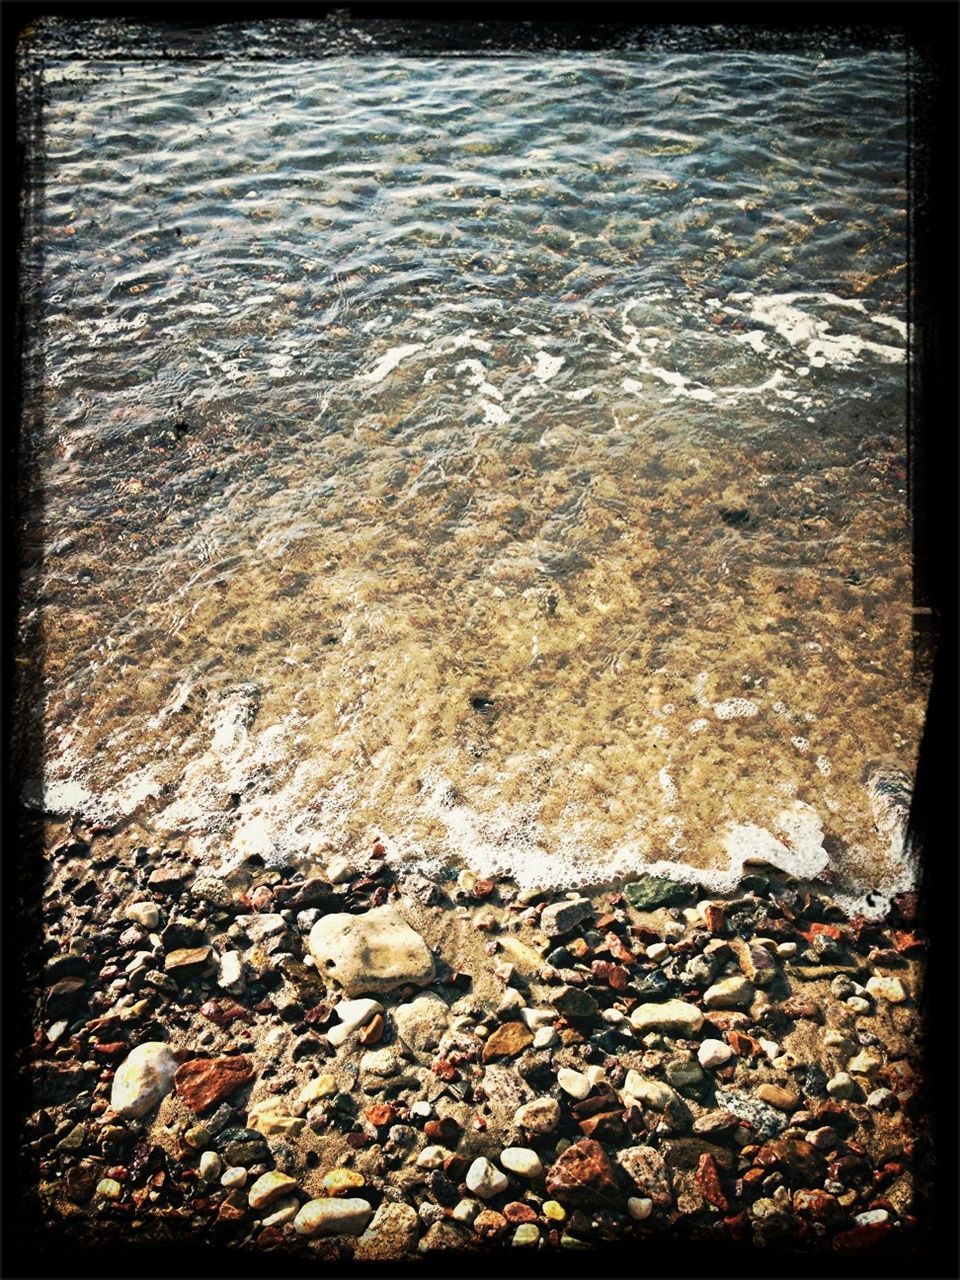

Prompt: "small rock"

[392,993,449,1053]
[125,902,160,929]
[218,951,245,994]
[630,999,703,1036]
[294,1197,374,1237]
[514,1097,561,1134]
[199,1151,223,1182]
[249,1170,299,1211]
[466,1157,509,1199]
[512,1223,540,1245]
[109,1042,178,1118]
[262,1197,301,1228]
[557,1068,592,1100]
[326,998,384,1047]
[865,975,907,1004]
[164,946,213,973]
[553,987,599,1020]
[544,1138,621,1209]
[826,1071,856,1099]
[500,1148,543,1178]
[533,1027,558,1049]
[247,1098,305,1137]
[623,875,691,910]
[355,1201,421,1261]
[322,1168,366,1196]
[756,1083,800,1112]
[221,1167,248,1188]
[482,1021,534,1062]
[174,1056,255,1113]
[703,976,754,1010]
[617,1146,672,1208]
[697,1039,733,1069]
[627,1196,653,1220]
[95,1178,122,1200]
[540,898,593,938]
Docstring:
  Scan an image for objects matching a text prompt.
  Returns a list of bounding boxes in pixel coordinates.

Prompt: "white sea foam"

[356,342,425,383]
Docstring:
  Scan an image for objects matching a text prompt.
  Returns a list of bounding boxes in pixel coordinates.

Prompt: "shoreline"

[14,821,930,1269]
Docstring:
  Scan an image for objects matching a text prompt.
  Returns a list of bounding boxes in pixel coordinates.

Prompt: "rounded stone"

[294,1197,374,1237]
[109,1042,178,1118]
[307,906,435,996]
[466,1157,510,1199]
[248,1170,299,1211]
[512,1223,540,1246]
[629,1000,703,1036]
[514,1097,561,1134]
[697,1039,733,1069]
[627,1196,653,1220]
[500,1147,543,1178]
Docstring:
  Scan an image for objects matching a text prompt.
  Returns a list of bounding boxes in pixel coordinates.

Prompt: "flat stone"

[540,898,593,938]
[248,1170,299,1211]
[623,876,692,910]
[500,1147,543,1178]
[164,946,213,973]
[714,1087,788,1140]
[630,999,703,1036]
[174,1055,254,1113]
[294,1197,374,1237]
[262,1197,301,1228]
[308,906,435,996]
[110,1042,178,1118]
[703,976,755,1010]
[482,1021,533,1063]
[553,987,599,1021]
[514,1097,561,1134]
[355,1201,420,1262]
[322,1168,366,1196]
[466,1157,510,1199]
[544,1138,621,1210]
[756,1083,800,1111]
[247,1098,305,1137]
[512,1223,540,1246]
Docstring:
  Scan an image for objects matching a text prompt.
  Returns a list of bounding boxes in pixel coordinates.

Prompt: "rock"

[481,1021,534,1063]
[465,1157,510,1199]
[355,1201,420,1261]
[221,1167,248,1188]
[294,1197,374,1237]
[174,1056,255,1113]
[393,993,449,1053]
[557,1068,592,1100]
[514,1097,561,1134]
[500,1147,543,1178]
[826,1071,856,1099]
[697,1039,733,1069]
[109,1042,177,1118]
[714,1088,788,1140]
[199,1150,223,1182]
[617,1146,672,1207]
[248,1170,299,1210]
[865,975,907,1004]
[731,938,778,987]
[756,1083,800,1111]
[754,1138,826,1187]
[326,997,384,1047]
[621,1072,678,1113]
[473,1208,508,1239]
[553,987,599,1020]
[627,1196,653,1220]
[533,1027,558,1049]
[540,897,594,937]
[262,1197,300,1228]
[307,906,435,996]
[479,1064,533,1131]
[247,1098,305,1137]
[623,876,691,910]
[418,1220,471,1252]
[630,1000,703,1036]
[125,902,160,929]
[322,1168,366,1196]
[703,976,754,1010]
[545,1138,621,1210]
[218,951,245,994]
[164,946,213,974]
[512,1223,540,1246]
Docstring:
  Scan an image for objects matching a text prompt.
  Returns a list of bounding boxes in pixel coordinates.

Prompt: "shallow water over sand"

[18,47,925,905]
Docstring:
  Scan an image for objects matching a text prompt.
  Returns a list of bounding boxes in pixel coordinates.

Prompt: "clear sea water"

[17,29,925,906]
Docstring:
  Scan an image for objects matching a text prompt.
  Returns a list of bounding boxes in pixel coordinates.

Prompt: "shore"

[16,821,930,1270]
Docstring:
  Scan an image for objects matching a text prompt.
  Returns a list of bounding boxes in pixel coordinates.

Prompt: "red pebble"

[503,1202,538,1224]
[832,1222,895,1251]
[695,1153,730,1212]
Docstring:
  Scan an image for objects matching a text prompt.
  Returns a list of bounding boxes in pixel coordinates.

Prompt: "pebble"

[354,1202,421,1262]
[199,1150,223,1182]
[627,1196,653,1220]
[248,1170,299,1210]
[865,975,907,1004]
[756,1083,800,1111]
[308,906,435,995]
[392,993,449,1053]
[465,1157,510,1199]
[326,997,384,1047]
[646,942,669,960]
[697,1039,733,1069]
[293,1197,374,1237]
[125,902,160,929]
[557,1068,592,1100]
[514,1097,561,1134]
[95,1178,122,1200]
[805,1127,838,1151]
[826,1072,856,1099]
[703,976,755,1010]
[512,1224,540,1246]
[500,1148,543,1178]
[539,897,593,938]
[247,1098,305,1137]
[322,1167,366,1195]
[416,1146,449,1170]
[174,1055,254,1113]
[261,1197,300,1228]
[221,1167,248,1188]
[533,1027,558,1049]
[218,951,245,994]
[847,1050,882,1076]
[452,1198,480,1224]
[629,999,703,1036]
[846,996,872,1014]
[109,1042,178,1118]
[299,1075,337,1104]
[542,1200,566,1221]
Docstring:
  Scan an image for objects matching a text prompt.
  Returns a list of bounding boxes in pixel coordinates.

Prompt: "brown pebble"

[358,1014,384,1046]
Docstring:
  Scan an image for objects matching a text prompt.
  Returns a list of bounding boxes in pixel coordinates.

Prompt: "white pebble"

[198,1151,223,1182]
[646,942,669,961]
[533,1027,558,1049]
[465,1157,509,1199]
[221,1167,248,1188]
[627,1196,653,1221]
[557,1068,591,1100]
[500,1147,543,1178]
[697,1039,733,1069]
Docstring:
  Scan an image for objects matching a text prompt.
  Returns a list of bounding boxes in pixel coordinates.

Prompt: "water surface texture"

[20,49,924,904]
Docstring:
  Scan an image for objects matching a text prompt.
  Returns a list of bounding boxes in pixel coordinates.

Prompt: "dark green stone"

[624,876,693,910]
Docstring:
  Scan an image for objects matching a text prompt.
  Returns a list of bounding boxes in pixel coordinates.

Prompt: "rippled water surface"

[19,44,925,904]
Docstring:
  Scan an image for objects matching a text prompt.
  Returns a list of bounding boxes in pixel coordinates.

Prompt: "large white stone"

[248,1170,299,1211]
[294,1197,374,1237]
[514,1097,561,1134]
[110,1042,177,1118]
[308,906,435,996]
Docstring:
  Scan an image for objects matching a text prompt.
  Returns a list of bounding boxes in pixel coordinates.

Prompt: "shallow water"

[18,43,925,905]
